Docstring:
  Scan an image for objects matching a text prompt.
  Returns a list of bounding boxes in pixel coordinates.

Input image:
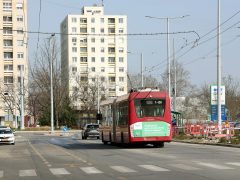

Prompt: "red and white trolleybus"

[99,88,172,147]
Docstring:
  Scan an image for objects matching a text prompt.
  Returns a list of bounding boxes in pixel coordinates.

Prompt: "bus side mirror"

[96,113,102,121]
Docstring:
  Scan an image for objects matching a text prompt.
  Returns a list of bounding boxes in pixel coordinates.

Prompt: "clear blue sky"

[28,0,240,87]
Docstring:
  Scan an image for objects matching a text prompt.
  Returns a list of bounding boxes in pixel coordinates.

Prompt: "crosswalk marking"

[50,168,71,175]
[0,171,3,178]
[196,162,234,170]
[170,164,200,170]
[139,165,170,172]
[110,166,137,173]
[19,170,37,177]
[80,167,103,174]
[226,162,240,166]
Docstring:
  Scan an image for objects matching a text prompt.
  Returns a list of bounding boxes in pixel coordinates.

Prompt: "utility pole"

[217,0,222,134]
[145,15,189,98]
[97,75,100,124]
[20,65,25,130]
[50,34,55,133]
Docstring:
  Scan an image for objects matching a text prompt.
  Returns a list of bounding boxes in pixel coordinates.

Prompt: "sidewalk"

[173,138,240,148]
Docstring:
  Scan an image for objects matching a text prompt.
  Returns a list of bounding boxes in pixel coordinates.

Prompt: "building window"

[3,2,12,11]
[80,57,88,62]
[119,28,124,33]
[108,47,115,53]
[100,28,104,33]
[72,37,77,43]
[80,47,87,52]
[109,77,116,83]
[101,67,105,72]
[119,57,124,62]
[72,67,77,74]
[72,57,77,63]
[100,18,104,23]
[100,47,104,53]
[108,57,115,63]
[119,47,124,53]
[3,27,12,34]
[16,3,23,10]
[17,28,24,34]
[4,40,12,47]
[72,27,77,33]
[101,57,105,62]
[4,64,13,71]
[91,38,95,43]
[4,52,13,59]
[80,67,88,72]
[4,76,13,84]
[17,40,24,46]
[119,77,124,82]
[80,37,87,43]
[17,16,23,22]
[91,57,95,62]
[72,17,77,23]
[91,18,95,23]
[17,65,24,71]
[91,47,95,52]
[108,18,115,23]
[109,87,116,92]
[91,67,95,72]
[80,28,87,33]
[101,77,105,81]
[100,38,104,43]
[80,18,87,23]
[17,52,24,59]
[92,78,96,82]
[3,16,12,22]
[72,47,77,52]
[80,76,88,82]
[91,28,95,33]
[119,67,124,72]
[108,28,115,34]
[119,87,124,92]
[119,18,124,23]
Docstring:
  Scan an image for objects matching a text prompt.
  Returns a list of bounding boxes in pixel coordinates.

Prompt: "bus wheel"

[154,142,164,148]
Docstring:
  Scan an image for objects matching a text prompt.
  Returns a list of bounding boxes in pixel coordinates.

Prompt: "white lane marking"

[139,165,170,172]
[226,162,240,166]
[169,164,200,170]
[50,168,71,175]
[111,166,137,173]
[196,162,234,170]
[0,171,3,178]
[19,170,37,177]
[80,167,103,174]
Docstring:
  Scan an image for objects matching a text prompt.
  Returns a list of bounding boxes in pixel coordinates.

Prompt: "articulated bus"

[99,88,172,147]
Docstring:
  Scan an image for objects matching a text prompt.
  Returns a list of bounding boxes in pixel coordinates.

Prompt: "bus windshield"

[134,99,165,118]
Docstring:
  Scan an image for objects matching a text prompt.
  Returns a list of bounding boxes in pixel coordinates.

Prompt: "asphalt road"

[0,132,240,180]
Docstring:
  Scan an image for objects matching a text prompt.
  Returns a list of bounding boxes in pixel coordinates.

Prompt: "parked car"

[0,128,15,145]
[82,123,100,139]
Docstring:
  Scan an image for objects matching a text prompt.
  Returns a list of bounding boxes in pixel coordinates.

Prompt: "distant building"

[0,0,28,125]
[60,5,127,111]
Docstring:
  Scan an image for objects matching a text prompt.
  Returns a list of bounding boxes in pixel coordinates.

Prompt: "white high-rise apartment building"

[0,0,28,125]
[61,6,127,110]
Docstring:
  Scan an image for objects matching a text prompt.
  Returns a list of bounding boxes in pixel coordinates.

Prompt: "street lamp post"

[217,0,222,134]
[146,15,189,98]
[50,34,55,133]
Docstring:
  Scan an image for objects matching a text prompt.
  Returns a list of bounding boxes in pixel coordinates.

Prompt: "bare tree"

[29,37,71,127]
[160,59,193,97]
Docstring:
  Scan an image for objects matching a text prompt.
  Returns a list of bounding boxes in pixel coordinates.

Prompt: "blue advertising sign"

[210,105,226,122]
